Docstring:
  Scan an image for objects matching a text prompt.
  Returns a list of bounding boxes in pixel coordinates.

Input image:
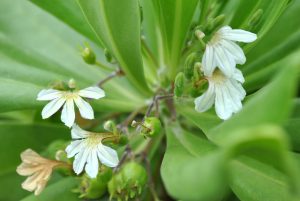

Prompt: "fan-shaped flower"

[65,124,119,178]
[16,149,62,196]
[194,69,246,120]
[37,86,105,127]
[202,26,257,77]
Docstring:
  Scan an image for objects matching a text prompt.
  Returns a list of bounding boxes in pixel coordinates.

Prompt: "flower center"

[86,134,103,147]
[63,91,79,100]
[210,69,227,84]
[210,32,221,45]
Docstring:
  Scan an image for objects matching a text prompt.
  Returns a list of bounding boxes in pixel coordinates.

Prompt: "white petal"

[222,82,242,113]
[214,85,232,120]
[37,89,62,101]
[233,69,245,83]
[73,145,89,175]
[85,149,99,178]
[97,144,119,168]
[220,27,257,43]
[71,124,89,139]
[194,84,215,112]
[65,140,84,158]
[41,98,65,119]
[202,45,216,76]
[220,39,246,64]
[74,97,94,120]
[228,79,246,100]
[61,99,75,127]
[214,45,235,77]
[78,87,105,99]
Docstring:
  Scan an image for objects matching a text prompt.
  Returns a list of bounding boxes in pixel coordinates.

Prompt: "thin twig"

[97,68,124,87]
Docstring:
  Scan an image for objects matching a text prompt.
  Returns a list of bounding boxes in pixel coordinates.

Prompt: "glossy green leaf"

[151,0,199,78]
[226,126,300,201]
[21,178,79,201]
[28,0,101,45]
[77,0,150,94]
[176,101,221,134]
[285,100,300,152]
[243,0,300,77]
[0,123,69,201]
[0,0,146,113]
[161,122,228,201]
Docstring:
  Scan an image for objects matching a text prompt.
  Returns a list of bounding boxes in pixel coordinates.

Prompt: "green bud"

[212,14,225,31]
[104,120,117,133]
[195,29,205,40]
[184,52,198,80]
[104,49,113,63]
[78,167,113,199]
[68,78,76,89]
[248,9,263,29]
[141,117,162,137]
[81,46,96,65]
[192,62,202,81]
[108,162,147,200]
[174,72,185,97]
[44,140,69,160]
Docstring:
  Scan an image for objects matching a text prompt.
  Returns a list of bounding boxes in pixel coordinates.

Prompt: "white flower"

[65,124,119,178]
[194,69,246,120]
[16,149,61,196]
[202,26,257,77]
[37,86,105,127]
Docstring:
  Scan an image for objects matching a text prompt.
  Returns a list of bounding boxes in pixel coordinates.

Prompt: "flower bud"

[141,117,162,138]
[104,48,113,63]
[174,72,185,97]
[104,120,117,133]
[78,167,113,199]
[195,29,205,40]
[184,52,198,80]
[68,78,76,89]
[108,162,147,200]
[81,46,96,65]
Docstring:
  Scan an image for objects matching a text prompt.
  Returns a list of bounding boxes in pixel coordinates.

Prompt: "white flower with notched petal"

[37,86,105,127]
[194,69,246,120]
[202,26,257,77]
[65,124,119,178]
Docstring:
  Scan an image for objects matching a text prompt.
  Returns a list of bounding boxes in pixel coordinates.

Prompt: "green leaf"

[21,177,79,201]
[230,157,295,201]
[284,100,300,152]
[0,123,69,201]
[0,0,146,113]
[151,0,199,78]
[161,122,228,201]
[28,0,101,46]
[243,0,300,78]
[244,50,300,92]
[208,64,299,143]
[77,0,150,95]
[176,101,221,134]
[225,126,300,201]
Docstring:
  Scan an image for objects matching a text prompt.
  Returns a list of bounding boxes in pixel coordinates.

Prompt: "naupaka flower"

[194,69,246,120]
[202,26,257,77]
[37,86,105,127]
[65,124,119,178]
[16,149,64,196]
